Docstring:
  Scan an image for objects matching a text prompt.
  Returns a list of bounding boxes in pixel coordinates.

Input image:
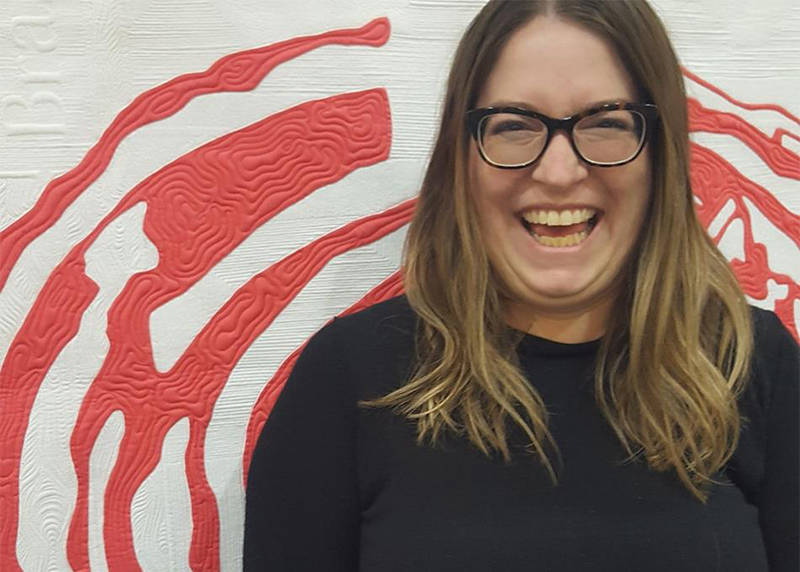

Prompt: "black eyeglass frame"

[466,102,659,169]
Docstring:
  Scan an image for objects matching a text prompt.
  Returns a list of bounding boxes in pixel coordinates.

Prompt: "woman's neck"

[504,297,612,344]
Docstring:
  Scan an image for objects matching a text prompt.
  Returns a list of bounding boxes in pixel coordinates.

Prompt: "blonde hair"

[363,0,752,501]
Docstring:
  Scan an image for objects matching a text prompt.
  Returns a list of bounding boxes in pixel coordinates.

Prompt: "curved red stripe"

[683,67,800,124]
[691,143,799,339]
[688,98,800,179]
[0,17,390,292]
[62,90,392,571]
[2,56,391,572]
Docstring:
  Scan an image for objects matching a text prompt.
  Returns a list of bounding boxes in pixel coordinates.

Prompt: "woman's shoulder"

[302,295,418,396]
[748,305,799,387]
[728,308,799,526]
[749,305,798,353]
[739,305,799,422]
[310,295,416,356]
[324,294,416,341]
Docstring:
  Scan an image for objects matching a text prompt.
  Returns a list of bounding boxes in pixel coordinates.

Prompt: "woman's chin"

[505,272,616,317]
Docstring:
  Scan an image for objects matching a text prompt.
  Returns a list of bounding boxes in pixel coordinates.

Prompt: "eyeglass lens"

[479,110,646,167]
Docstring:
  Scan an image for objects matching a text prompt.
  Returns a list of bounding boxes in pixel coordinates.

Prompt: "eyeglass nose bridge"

[531,114,584,165]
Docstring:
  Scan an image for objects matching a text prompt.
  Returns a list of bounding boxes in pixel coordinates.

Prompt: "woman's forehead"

[478,16,637,116]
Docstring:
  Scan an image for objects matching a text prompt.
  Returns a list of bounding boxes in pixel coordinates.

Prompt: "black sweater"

[244,296,799,571]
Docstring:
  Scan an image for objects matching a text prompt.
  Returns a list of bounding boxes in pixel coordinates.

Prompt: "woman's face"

[470,16,652,332]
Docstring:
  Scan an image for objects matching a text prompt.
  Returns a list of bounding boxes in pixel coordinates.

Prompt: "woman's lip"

[522,213,601,251]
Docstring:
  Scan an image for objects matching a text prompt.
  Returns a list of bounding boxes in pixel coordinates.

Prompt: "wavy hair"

[362,0,753,501]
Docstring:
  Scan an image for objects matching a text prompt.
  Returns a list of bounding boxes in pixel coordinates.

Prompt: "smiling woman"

[468,15,655,340]
[244,1,799,571]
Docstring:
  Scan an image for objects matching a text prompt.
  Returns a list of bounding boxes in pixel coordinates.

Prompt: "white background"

[1,1,798,569]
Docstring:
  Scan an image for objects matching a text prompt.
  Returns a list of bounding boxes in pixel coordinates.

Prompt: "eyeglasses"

[466,102,658,168]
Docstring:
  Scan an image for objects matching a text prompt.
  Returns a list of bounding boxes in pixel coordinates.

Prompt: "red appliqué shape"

[0,18,400,572]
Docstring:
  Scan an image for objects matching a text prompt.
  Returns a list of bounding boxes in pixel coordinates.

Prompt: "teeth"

[522,208,595,226]
[532,230,589,247]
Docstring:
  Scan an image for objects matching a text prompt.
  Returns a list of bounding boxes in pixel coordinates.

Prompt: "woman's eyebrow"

[483,98,630,114]
[485,99,537,110]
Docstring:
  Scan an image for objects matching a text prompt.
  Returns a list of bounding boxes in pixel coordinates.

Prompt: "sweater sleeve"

[755,312,799,572]
[243,318,359,571]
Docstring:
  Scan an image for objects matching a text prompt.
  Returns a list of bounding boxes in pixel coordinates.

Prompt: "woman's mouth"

[520,208,600,248]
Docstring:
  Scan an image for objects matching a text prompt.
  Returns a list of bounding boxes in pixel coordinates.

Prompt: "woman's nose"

[530,132,588,188]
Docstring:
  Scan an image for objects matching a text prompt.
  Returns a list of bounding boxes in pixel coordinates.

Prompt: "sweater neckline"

[514,330,602,357]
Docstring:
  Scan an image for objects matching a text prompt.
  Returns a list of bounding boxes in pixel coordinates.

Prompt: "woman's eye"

[580,113,636,132]
[486,117,546,139]
[492,121,530,133]
[589,119,628,130]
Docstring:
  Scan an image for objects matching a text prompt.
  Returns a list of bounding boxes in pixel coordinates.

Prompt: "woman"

[244,1,799,570]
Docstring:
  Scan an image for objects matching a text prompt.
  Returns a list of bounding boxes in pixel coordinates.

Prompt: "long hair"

[362,0,753,501]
